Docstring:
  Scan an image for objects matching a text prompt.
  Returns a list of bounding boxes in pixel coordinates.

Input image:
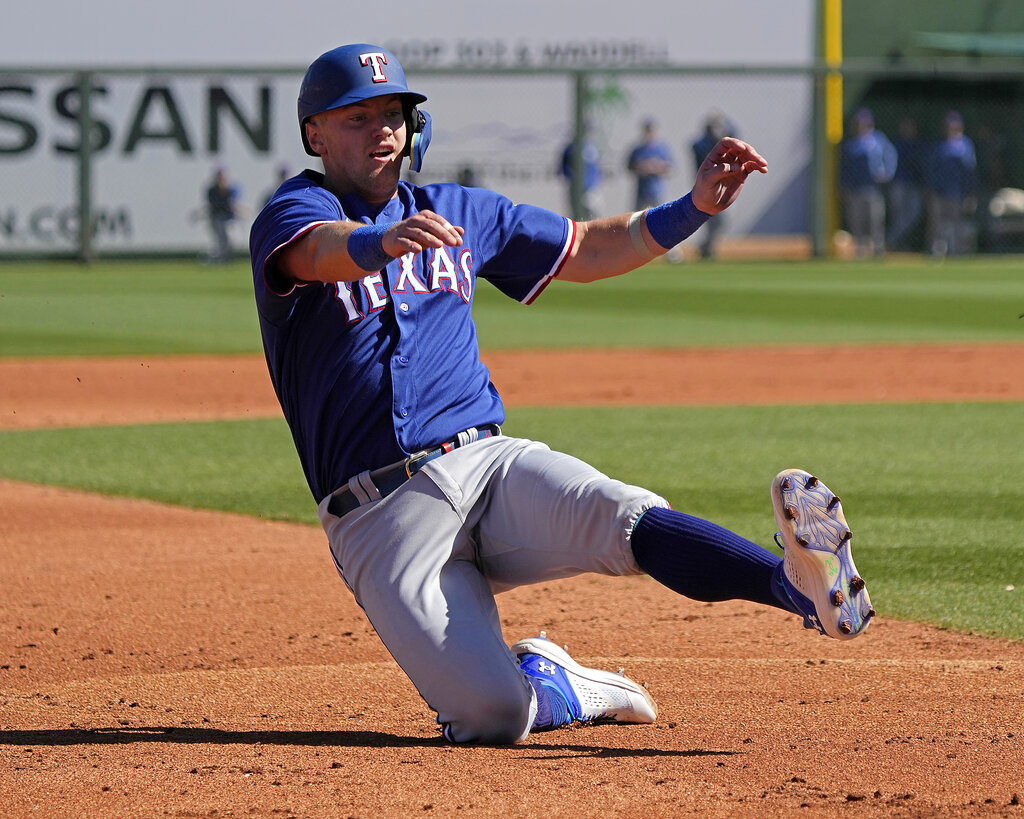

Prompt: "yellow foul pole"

[824,0,843,244]
[825,0,844,142]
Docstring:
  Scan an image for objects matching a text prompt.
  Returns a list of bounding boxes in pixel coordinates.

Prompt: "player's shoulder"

[274,169,329,198]
[406,179,508,211]
[259,170,338,213]
[251,169,340,237]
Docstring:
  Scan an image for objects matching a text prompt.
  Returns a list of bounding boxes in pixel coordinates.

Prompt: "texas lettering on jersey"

[249,174,572,497]
[335,246,473,322]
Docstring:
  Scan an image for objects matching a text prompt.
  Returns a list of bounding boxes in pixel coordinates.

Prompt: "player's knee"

[443,676,533,745]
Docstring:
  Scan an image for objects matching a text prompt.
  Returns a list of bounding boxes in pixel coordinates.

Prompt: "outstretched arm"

[276,138,765,286]
[559,137,767,283]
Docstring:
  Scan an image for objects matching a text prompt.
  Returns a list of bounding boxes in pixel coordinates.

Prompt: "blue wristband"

[347,223,393,272]
[644,193,711,251]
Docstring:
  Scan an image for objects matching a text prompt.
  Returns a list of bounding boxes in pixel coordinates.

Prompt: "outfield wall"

[0,65,815,257]
[1,0,816,258]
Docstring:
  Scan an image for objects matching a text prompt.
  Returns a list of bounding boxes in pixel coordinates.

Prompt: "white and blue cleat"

[513,632,657,725]
[772,468,875,640]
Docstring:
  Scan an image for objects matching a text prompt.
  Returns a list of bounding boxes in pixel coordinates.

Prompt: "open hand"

[384,210,465,256]
[691,137,768,215]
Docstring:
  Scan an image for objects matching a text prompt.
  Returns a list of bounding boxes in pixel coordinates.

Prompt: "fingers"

[385,210,465,256]
[409,210,465,244]
[709,160,767,178]
[691,138,768,214]
[423,210,465,241]
[706,137,769,174]
[699,154,767,188]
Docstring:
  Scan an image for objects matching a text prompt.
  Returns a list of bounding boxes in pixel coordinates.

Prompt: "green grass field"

[1,257,1022,639]
[1,256,1022,354]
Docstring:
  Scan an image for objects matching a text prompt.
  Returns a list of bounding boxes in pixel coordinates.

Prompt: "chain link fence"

[838,62,1024,256]
[1,61,1021,260]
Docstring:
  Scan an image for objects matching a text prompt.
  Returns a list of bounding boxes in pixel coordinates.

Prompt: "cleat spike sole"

[771,468,872,641]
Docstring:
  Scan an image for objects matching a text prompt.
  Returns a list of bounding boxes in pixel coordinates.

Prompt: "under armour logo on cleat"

[537,661,556,675]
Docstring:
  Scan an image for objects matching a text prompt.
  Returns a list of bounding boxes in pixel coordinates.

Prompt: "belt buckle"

[404,449,432,478]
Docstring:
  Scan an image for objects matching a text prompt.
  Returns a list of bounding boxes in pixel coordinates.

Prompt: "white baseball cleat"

[772,468,875,640]
[513,632,657,725]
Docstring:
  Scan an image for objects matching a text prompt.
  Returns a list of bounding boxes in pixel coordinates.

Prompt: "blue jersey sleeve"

[445,188,572,305]
[249,171,342,312]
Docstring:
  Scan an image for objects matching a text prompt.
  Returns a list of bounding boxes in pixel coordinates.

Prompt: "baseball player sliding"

[249,44,874,744]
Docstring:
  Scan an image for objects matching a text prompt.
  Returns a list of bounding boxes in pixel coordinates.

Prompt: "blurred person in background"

[690,111,739,259]
[924,110,977,257]
[627,118,677,259]
[262,165,291,210]
[456,165,480,187]
[887,116,927,252]
[626,117,673,211]
[204,167,241,263]
[839,108,897,259]
[559,130,603,220]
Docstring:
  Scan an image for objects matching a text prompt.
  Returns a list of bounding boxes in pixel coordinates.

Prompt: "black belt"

[327,424,501,519]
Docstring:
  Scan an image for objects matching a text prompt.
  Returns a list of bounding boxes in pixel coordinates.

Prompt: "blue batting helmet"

[298,44,431,170]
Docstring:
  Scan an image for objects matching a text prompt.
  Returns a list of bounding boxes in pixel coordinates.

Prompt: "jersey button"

[398,355,409,365]
[399,302,410,312]
[400,408,409,417]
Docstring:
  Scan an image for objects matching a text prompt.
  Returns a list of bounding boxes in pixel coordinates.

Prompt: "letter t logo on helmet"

[359,52,390,83]
[297,43,432,171]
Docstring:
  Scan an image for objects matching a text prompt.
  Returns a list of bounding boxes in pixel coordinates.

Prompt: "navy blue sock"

[631,506,797,612]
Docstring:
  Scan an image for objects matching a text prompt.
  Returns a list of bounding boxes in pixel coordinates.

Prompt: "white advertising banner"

[2,34,813,255]
[0,73,309,253]
[2,2,816,254]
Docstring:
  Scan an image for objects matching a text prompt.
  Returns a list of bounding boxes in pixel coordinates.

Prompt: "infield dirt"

[3,346,1024,817]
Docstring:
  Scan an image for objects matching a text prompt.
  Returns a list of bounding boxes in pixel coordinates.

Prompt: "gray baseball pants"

[317,435,668,744]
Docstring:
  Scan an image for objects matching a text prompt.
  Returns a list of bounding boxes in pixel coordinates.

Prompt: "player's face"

[306,94,407,204]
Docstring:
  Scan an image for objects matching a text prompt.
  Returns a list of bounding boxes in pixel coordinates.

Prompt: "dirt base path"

[3,343,1023,429]
[3,346,1024,817]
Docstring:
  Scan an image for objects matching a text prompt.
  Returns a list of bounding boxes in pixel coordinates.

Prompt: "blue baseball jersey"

[249,171,574,502]
[839,130,898,190]
[627,140,673,207]
[925,135,977,199]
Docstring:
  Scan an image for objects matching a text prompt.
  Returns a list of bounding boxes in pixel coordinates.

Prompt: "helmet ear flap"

[405,108,432,173]
[300,116,319,156]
